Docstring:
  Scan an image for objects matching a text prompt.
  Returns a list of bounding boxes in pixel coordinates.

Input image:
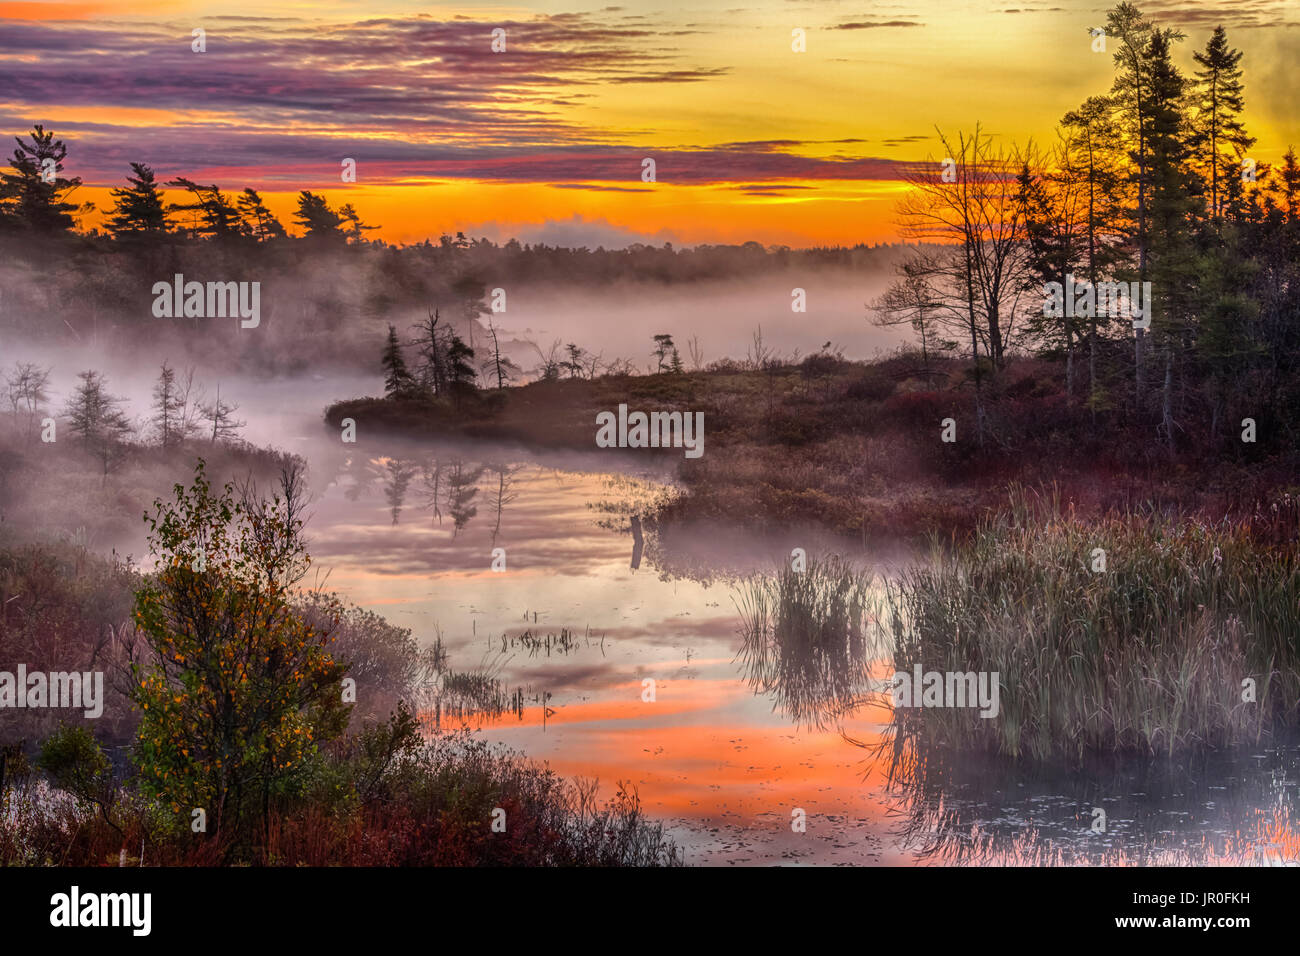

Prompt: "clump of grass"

[504,628,580,657]
[735,554,880,729]
[878,488,1300,762]
[430,668,525,725]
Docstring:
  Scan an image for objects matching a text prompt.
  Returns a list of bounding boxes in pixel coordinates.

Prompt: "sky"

[1,0,1297,248]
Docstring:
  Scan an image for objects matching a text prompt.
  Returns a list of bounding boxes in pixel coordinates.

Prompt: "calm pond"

[237,378,1300,866]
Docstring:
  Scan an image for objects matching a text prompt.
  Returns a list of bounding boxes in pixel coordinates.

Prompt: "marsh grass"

[429,664,525,726]
[735,554,883,729]
[503,627,582,657]
[878,488,1300,763]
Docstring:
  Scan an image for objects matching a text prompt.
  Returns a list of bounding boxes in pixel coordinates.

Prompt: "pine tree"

[1105,4,1165,397]
[294,191,344,240]
[106,163,169,238]
[166,177,240,240]
[338,203,377,244]
[1140,27,1198,449]
[236,188,286,241]
[1278,147,1300,224]
[381,324,415,398]
[1061,95,1126,412]
[1192,26,1253,223]
[445,333,477,394]
[652,334,675,372]
[1106,4,1160,273]
[1016,149,1087,403]
[63,370,133,475]
[0,126,82,234]
[564,343,585,378]
[151,362,187,447]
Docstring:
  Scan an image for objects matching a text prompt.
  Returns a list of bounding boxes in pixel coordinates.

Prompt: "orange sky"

[5,0,1299,246]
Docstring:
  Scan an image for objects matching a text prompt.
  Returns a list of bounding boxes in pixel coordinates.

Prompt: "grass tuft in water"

[878,488,1300,762]
[735,554,881,729]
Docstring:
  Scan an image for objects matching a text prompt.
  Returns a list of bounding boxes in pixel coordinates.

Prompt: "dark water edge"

[880,733,1300,865]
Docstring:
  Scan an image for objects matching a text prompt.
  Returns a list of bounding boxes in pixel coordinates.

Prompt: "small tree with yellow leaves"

[128,460,349,854]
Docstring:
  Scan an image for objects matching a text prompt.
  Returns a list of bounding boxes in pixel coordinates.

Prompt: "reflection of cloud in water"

[293,437,1295,867]
[310,456,657,577]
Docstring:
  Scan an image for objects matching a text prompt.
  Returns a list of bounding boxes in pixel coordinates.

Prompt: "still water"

[250,378,1300,866]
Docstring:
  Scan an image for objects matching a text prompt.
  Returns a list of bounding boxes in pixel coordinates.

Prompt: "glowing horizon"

[3,0,1298,247]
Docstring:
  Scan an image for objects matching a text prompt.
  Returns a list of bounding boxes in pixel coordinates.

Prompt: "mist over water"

[2,258,910,398]
[5,261,1292,867]
[492,270,910,368]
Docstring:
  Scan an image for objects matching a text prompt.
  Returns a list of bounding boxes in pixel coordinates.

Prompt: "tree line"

[875,4,1300,454]
[0,132,373,245]
[4,360,246,474]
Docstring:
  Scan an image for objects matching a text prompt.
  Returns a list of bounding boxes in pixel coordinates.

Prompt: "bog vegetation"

[0,463,680,866]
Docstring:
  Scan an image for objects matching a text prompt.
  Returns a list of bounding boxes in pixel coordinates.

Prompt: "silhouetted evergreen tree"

[381,324,415,398]
[106,163,169,239]
[294,191,344,241]
[0,125,82,234]
[236,188,286,241]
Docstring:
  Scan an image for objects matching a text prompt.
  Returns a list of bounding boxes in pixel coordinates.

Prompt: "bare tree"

[532,339,564,381]
[4,361,50,439]
[414,307,448,395]
[602,356,638,376]
[686,335,705,371]
[486,462,520,545]
[897,125,1030,372]
[893,125,1033,444]
[481,317,520,389]
[277,455,311,530]
[871,260,955,382]
[199,383,245,444]
[175,366,203,441]
[747,324,774,370]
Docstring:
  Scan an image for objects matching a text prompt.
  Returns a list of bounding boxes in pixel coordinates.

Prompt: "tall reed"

[878,488,1300,761]
[735,554,880,728]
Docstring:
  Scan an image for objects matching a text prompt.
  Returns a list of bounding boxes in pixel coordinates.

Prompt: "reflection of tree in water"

[341,456,383,502]
[867,732,1300,866]
[486,462,520,546]
[445,460,483,535]
[338,454,504,536]
[384,458,417,525]
[733,556,884,731]
[420,458,443,523]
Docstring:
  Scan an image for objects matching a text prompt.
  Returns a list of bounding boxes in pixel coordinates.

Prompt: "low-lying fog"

[4,266,909,406]
[491,271,910,371]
